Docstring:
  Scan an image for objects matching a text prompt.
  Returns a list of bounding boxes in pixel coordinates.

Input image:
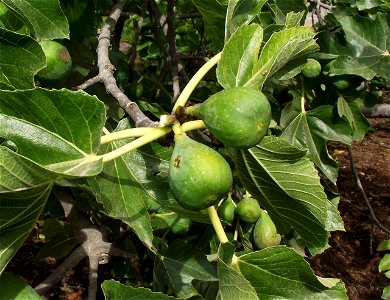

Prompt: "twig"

[347,146,390,235]
[34,187,141,299]
[175,12,202,19]
[129,0,149,66]
[75,0,157,128]
[309,0,334,10]
[167,0,180,101]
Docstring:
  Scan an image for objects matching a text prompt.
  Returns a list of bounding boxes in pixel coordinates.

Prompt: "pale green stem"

[181,120,206,132]
[301,78,306,113]
[172,52,222,112]
[100,127,156,144]
[207,206,229,244]
[102,127,110,135]
[101,126,172,162]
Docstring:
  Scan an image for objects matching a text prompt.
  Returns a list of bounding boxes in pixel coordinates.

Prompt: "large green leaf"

[2,0,69,40]
[216,243,259,300]
[237,246,348,299]
[245,27,319,88]
[319,13,390,83]
[0,28,45,90]
[191,0,227,49]
[280,95,352,183]
[235,136,340,255]
[0,273,41,299]
[153,239,217,298]
[0,88,105,177]
[217,24,263,88]
[102,280,177,300]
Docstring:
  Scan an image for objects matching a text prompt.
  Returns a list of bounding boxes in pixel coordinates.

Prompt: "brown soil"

[308,118,390,300]
[5,119,390,300]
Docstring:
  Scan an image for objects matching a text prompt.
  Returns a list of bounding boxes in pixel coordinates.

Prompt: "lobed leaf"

[319,13,390,83]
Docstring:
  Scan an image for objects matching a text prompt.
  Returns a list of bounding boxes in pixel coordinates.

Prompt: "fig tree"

[168,133,233,210]
[253,210,281,249]
[36,40,72,84]
[301,59,321,78]
[192,87,271,149]
[235,197,262,224]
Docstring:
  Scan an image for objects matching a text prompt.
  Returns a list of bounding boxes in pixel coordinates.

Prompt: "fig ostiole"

[190,87,271,149]
[253,210,281,249]
[168,133,233,210]
[235,197,262,224]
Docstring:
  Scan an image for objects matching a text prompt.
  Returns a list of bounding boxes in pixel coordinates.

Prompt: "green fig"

[36,40,72,85]
[169,133,233,210]
[235,197,262,224]
[253,210,281,249]
[218,195,236,223]
[301,59,321,78]
[193,87,271,149]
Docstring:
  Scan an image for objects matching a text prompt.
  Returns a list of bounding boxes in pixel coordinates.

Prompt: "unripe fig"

[253,210,281,249]
[235,197,262,224]
[218,195,236,223]
[301,59,321,78]
[36,40,72,84]
[193,87,271,149]
[168,133,233,210]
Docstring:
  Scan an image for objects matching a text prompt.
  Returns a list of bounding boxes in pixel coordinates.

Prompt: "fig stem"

[207,206,229,244]
[181,120,206,132]
[101,126,172,162]
[100,127,156,144]
[172,52,221,113]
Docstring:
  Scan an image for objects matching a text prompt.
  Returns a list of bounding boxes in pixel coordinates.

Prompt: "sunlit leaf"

[0,88,105,177]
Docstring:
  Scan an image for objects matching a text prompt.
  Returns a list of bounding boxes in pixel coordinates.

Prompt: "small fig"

[301,59,321,78]
[169,133,233,210]
[253,210,281,249]
[218,195,236,223]
[193,87,271,149]
[36,40,72,84]
[235,197,262,224]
